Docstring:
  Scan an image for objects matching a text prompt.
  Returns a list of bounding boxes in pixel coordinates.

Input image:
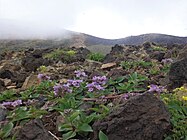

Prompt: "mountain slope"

[83,33,187,45]
[1,18,187,46]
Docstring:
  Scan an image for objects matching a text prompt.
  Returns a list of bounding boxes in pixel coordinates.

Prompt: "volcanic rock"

[16,119,54,140]
[22,56,50,72]
[150,51,165,62]
[92,93,171,140]
[168,57,187,89]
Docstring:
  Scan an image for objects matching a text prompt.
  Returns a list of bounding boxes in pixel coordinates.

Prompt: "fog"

[0,0,187,39]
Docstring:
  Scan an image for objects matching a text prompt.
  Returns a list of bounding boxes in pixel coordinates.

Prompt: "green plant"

[67,50,76,56]
[20,80,55,100]
[0,90,17,101]
[43,49,76,61]
[160,93,187,140]
[116,72,148,93]
[0,122,14,139]
[43,49,64,60]
[58,110,96,140]
[0,106,47,139]
[99,130,108,140]
[87,52,105,62]
[37,65,48,73]
[152,46,167,51]
[120,60,152,70]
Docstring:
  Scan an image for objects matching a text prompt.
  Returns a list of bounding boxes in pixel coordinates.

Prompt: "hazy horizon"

[0,0,187,39]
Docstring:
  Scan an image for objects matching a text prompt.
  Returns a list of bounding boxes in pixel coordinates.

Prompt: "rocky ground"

[0,42,187,140]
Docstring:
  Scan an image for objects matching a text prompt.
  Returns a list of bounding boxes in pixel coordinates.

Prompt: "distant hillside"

[83,33,187,46]
[1,19,187,48]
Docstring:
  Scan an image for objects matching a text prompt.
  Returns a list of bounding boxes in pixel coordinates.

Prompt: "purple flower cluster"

[148,84,165,93]
[74,70,87,79]
[86,82,104,92]
[1,99,22,107]
[92,76,107,85]
[53,84,72,95]
[53,79,83,95]
[67,79,83,87]
[86,76,107,92]
[37,74,50,81]
[161,58,173,64]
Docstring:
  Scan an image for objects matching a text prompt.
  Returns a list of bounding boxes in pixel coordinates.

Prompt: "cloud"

[0,0,187,39]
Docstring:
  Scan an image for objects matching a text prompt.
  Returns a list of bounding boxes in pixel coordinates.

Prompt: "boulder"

[110,44,124,54]
[150,51,165,62]
[92,94,171,140]
[168,57,187,89]
[22,56,50,72]
[0,69,13,79]
[16,119,54,140]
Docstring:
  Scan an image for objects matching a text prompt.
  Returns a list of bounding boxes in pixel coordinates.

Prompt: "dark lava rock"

[103,54,117,63]
[22,48,52,72]
[77,47,90,57]
[0,79,5,92]
[16,119,54,140]
[12,72,28,88]
[0,68,28,88]
[150,51,165,62]
[32,49,52,58]
[0,69,14,79]
[0,108,7,121]
[60,47,90,64]
[143,42,152,49]
[22,56,50,72]
[168,57,187,89]
[107,68,128,79]
[92,94,171,140]
[110,44,124,54]
[103,44,125,63]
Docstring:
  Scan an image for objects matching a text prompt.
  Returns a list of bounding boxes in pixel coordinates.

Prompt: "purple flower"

[53,84,63,96]
[37,74,50,81]
[11,100,22,107]
[74,70,87,78]
[53,83,72,95]
[67,79,83,87]
[1,99,22,107]
[148,84,165,93]
[62,84,72,93]
[92,76,107,85]
[161,58,173,64]
[95,84,104,90]
[86,82,104,92]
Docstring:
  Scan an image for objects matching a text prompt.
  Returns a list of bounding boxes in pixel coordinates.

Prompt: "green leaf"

[99,130,108,140]
[58,123,72,132]
[69,111,80,121]
[0,122,14,138]
[63,131,76,140]
[78,123,93,132]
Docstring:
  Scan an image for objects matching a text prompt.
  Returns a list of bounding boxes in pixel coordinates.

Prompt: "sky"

[0,0,187,39]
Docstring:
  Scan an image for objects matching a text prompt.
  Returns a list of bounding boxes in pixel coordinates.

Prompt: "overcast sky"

[0,0,187,39]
